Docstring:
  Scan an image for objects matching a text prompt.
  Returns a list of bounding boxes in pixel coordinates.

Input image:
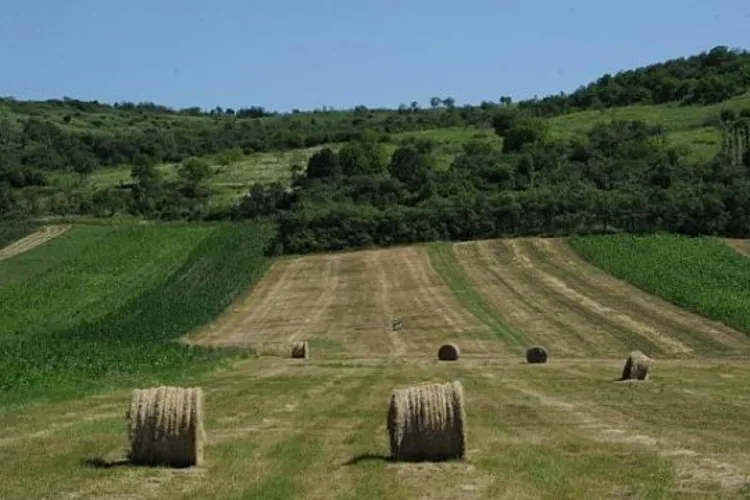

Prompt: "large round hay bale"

[291,341,309,359]
[525,346,548,364]
[437,343,460,361]
[620,350,651,381]
[387,380,467,462]
[126,386,205,468]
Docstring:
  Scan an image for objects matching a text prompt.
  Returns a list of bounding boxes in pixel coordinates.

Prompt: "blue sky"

[1,0,748,112]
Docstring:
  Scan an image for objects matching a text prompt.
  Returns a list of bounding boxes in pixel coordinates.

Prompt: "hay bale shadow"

[343,453,394,466]
[82,457,132,469]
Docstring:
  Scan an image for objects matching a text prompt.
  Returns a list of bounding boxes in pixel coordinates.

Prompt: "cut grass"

[426,242,524,349]
[2,358,746,499]
[0,221,275,408]
[569,233,750,336]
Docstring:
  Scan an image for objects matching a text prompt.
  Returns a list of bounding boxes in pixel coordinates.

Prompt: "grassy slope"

[24,91,750,209]
[2,233,750,496]
[0,221,274,408]
[569,233,750,335]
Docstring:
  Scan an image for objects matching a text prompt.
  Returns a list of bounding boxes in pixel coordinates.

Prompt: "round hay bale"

[525,346,548,364]
[437,343,460,361]
[620,350,652,381]
[291,341,309,359]
[387,380,466,462]
[126,386,204,468]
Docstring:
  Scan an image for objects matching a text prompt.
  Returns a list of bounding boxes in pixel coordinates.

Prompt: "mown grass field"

[4,231,750,498]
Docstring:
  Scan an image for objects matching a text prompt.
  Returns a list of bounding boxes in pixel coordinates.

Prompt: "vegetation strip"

[569,233,750,336]
[426,242,524,349]
[0,222,275,408]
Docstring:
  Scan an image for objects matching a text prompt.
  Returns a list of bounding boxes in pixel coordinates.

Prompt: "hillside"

[4,228,750,498]
[1,45,750,255]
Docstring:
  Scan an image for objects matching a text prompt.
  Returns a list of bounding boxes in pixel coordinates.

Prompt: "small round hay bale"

[387,380,466,462]
[437,343,460,361]
[525,346,548,364]
[291,341,309,359]
[126,386,205,468]
[620,350,652,381]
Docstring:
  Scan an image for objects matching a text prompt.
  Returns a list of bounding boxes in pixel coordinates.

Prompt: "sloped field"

[5,234,750,498]
[0,222,274,406]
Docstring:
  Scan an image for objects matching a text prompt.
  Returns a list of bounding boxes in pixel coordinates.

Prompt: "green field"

[0,222,274,407]
[1,227,750,497]
[570,233,750,334]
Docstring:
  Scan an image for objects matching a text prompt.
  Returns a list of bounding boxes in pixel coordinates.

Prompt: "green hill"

[1,45,749,255]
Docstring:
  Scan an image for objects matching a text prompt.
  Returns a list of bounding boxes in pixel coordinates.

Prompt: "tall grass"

[0,222,275,407]
[569,233,750,334]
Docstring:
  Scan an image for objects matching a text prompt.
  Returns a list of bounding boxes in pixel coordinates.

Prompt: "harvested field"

[0,224,70,261]
[724,238,750,257]
[439,238,750,358]
[190,246,495,357]
[4,356,750,499]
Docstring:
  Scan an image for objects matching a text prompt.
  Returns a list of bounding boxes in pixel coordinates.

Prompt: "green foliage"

[569,233,750,334]
[0,222,275,406]
[0,215,32,250]
[721,119,750,166]
[521,45,750,116]
[179,156,214,184]
[306,147,341,179]
[501,116,548,153]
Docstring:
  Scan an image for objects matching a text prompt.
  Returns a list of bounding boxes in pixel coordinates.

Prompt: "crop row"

[0,222,275,407]
[569,233,750,334]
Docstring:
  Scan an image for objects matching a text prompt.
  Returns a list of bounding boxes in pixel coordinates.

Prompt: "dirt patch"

[0,225,71,262]
[189,246,485,356]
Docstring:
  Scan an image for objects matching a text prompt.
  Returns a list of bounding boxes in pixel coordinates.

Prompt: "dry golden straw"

[291,341,309,359]
[620,350,651,381]
[126,386,205,467]
[437,343,460,361]
[525,346,548,364]
[387,380,467,462]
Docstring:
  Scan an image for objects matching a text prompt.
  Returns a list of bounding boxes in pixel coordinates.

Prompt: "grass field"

[0,222,274,407]
[4,232,750,498]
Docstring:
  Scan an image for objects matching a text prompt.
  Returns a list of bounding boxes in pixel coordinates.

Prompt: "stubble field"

[3,230,750,499]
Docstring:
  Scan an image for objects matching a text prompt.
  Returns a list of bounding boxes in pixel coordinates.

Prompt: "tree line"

[230,112,750,254]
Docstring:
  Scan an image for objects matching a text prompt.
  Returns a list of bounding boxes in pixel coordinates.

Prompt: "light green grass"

[0,357,745,499]
[569,233,750,335]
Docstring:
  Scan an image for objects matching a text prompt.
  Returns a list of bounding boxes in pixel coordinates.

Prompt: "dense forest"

[1,45,750,254]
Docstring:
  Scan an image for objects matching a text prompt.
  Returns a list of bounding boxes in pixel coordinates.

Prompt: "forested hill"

[2,45,750,254]
[519,45,750,116]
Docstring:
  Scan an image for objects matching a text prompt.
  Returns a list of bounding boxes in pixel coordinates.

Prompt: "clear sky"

[1,0,748,112]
